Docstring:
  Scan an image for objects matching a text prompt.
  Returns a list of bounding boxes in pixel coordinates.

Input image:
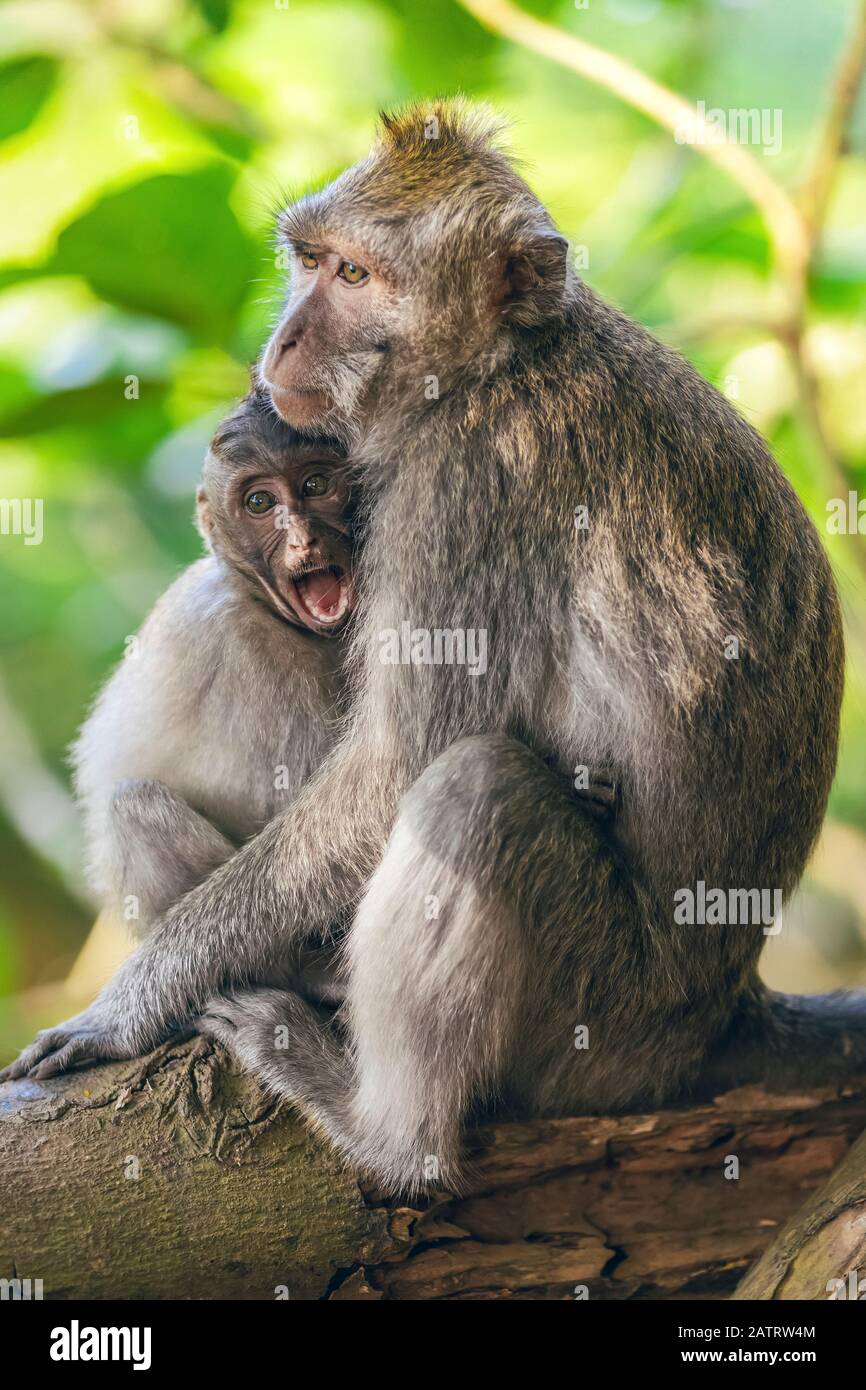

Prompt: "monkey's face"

[260,105,570,435]
[202,401,357,634]
[260,238,401,433]
[232,454,356,633]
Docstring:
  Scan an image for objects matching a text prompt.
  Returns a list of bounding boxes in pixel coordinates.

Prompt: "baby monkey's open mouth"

[287,565,354,630]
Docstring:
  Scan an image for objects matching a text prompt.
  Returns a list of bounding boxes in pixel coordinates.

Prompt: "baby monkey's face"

[202,396,357,635]
[235,444,356,633]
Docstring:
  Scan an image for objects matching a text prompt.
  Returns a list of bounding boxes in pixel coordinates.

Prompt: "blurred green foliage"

[0,0,864,1043]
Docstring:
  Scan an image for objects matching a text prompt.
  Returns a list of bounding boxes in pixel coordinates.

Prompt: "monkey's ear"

[195,484,215,553]
[498,228,569,327]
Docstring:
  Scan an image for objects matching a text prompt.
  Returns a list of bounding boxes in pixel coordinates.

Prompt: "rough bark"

[2,1039,865,1301]
[732,1126,866,1300]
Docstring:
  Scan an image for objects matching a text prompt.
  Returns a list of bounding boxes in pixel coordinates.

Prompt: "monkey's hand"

[0,970,171,1081]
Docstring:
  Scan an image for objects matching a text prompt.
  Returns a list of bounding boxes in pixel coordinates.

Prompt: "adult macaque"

[72,391,355,971]
[5,103,863,1195]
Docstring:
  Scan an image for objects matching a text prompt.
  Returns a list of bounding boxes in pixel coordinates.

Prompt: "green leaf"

[0,360,37,418]
[195,0,233,33]
[47,166,259,343]
[0,379,173,469]
[0,265,44,294]
[188,120,257,164]
[0,56,58,142]
[379,0,499,90]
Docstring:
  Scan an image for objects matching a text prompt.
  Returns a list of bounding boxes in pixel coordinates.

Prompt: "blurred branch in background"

[95,2,269,149]
[459,0,866,582]
[461,0,810,281]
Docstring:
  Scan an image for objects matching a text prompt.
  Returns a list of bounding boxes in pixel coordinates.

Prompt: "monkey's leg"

[107,778,235,932]
[199,734,644,1193]
[111,781,347,989]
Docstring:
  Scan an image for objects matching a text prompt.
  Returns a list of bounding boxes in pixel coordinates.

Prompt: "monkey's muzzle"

[288,565,354,630]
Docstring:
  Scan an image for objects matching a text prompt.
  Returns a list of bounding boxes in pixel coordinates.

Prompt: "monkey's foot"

[197,989,266,1047]
[197,988,318,1100]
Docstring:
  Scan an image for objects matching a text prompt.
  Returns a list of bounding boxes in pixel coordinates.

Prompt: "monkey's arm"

[73,559,241,914]
[105,778,236,932]
[0,735,395,1078]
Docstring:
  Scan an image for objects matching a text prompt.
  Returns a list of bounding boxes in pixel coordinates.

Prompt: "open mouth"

[288,566,354,629]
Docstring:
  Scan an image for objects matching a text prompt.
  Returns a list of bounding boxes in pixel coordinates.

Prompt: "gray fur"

[4,102,859,1200]
[72,556,344,933]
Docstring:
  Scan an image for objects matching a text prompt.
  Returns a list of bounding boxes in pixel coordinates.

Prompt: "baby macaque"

[73,391,356,949]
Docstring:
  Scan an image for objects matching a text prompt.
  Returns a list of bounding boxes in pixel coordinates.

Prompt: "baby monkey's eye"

[299,251,319,270]
[302,474,331,498]
[245,490,277,515]
[337,260,368,285]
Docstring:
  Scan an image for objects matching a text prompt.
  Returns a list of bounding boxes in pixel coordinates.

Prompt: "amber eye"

[245,490,277,515]
[302,474,331,498]
[299,251,319,270]
[338,260,368,285]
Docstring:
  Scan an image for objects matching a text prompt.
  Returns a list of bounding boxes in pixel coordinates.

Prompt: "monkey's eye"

[245,490,278,515]
[337,260,369,285]
[302,474,332,498]
[299,251,319,271]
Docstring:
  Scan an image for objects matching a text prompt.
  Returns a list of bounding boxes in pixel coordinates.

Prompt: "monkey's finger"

[197,1001,247,1050]
[30,1038,100,1079]
[200,989,248,1024]
[0,1030,71,1082]
[197,1010,238,1039]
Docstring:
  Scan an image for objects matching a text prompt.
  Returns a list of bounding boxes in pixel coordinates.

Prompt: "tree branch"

[3,1040,866,1300]
[799,1,866,239]
[458,0,866,582]
[733,1125,866,1299]
[458,0,809,285]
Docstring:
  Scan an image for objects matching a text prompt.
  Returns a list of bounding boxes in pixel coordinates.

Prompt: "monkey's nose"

[285,528,317,554]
